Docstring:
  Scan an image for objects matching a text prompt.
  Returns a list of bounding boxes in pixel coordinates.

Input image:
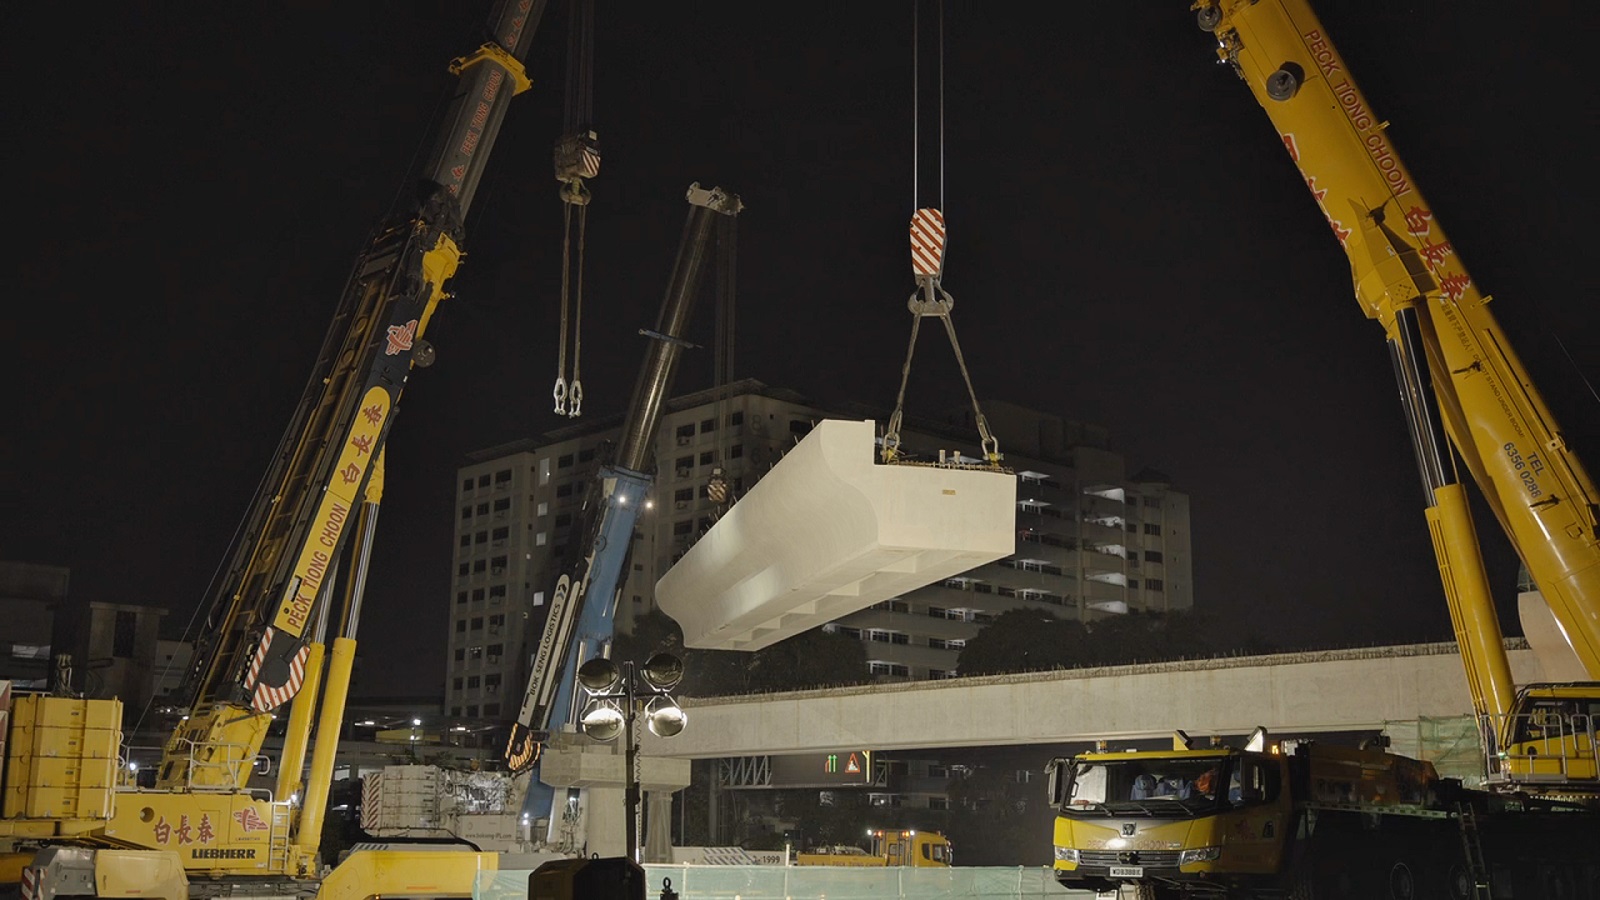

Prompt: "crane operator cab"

[1492,685,1600,789]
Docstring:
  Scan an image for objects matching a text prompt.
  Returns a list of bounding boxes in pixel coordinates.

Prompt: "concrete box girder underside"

[657,419,1017,651]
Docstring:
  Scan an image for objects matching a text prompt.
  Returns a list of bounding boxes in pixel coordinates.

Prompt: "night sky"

[7,2,1598,697]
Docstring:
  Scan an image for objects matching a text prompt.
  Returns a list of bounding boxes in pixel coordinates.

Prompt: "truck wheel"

[1386,861,1416,900]
[1195,6,1222,31]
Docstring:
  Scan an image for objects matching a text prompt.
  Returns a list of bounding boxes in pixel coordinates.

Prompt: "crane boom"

[503,185,743,832]
[1198,0,1600,787]
[166,0,549,791]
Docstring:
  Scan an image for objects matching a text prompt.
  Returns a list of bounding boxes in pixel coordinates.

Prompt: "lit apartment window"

[539,458,550,486]
[485,673,502,694]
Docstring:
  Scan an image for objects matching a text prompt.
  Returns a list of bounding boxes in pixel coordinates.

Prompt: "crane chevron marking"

[910,208,947,277]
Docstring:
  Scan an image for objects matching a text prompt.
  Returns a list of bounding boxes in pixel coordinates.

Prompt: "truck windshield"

[1062,757,1232,817]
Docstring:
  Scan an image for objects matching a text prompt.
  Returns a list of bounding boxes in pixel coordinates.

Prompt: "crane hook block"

[910,208,947,281]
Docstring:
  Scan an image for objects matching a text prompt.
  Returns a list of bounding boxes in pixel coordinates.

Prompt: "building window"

[673,520,693,536]
[113,610,138,658]
[1144,550,1163,563]
[451,706,462,716]
[533,591,546,607]
[790,419,813,437]
[469,646,483,660]
[1144,496,1162,508]
[459,535,471,548]
[556,483,574,498]
[461,507,472,521]
[489,584,507,602]
[454,649,465,662]
[489,614,506,630]
[472,588,485,602]
[868,662,909,676]
[699,450,716,466]
[467,705,479,716]
[476,502,489,515]
[491,555,507,574]
[467,676,481,689]
[456,591,467,605]
[478,474,491,488]
[495,469,512,484]
[452,677,463,690]
[929,797,950,810]
[493,497,510,512]
[536,532,548,546]
[676,423,696,440]
[462,478,473,492]
[674,487,693,503]
[1144,523,1161,535]
[730,444,743,459]
[470,617,483,631]
[539,458,550,486]
[1146,578,1165,591]
[557,454,574,468]
[728,411,744,426]
[492,526,509,540]
[455,620,466,633]
[483,703,500,716]
[554,513,572,528]
[473,559,487,573]
[578,447,596,463]
[475,531,488,544]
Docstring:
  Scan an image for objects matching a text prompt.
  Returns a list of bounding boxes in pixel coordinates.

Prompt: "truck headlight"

[1179,846,1222,865]
[1053,846,1080,864]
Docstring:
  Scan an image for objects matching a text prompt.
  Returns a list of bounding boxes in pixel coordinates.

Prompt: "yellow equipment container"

[2,694,121,820]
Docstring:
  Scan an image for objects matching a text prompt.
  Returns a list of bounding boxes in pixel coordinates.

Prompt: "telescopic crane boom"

[1196,0,1600,790]
[503,184,743,832]
[168,0,548,792]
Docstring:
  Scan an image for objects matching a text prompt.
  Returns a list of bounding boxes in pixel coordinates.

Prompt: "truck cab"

[1047,748,1289,894]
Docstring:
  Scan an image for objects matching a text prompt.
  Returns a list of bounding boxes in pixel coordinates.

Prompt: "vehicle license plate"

[1109,866,1144,877]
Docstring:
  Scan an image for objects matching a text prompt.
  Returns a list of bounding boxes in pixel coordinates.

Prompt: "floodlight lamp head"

[646,700,686,738]
[641,652,684,690]
[577,656,622,693]
[579,701,624,742]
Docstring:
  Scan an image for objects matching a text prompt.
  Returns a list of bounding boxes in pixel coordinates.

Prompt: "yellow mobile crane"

[1051,0,1600,896]
[1,2,551,898]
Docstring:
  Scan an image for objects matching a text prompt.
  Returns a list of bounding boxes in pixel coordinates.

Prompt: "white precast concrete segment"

[640,642,1547,758]
[658,418,1017,651]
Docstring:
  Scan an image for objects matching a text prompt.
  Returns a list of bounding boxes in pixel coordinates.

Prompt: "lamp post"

[576,652,687,862]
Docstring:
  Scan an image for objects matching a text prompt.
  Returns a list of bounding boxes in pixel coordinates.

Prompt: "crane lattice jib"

[1201,0,1600,681]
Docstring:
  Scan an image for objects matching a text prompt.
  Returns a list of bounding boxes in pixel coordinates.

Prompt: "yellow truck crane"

[1050,0,1600,895]
[793,830,953,868]
[1,2,551,898]
[1193,0,1600,784]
